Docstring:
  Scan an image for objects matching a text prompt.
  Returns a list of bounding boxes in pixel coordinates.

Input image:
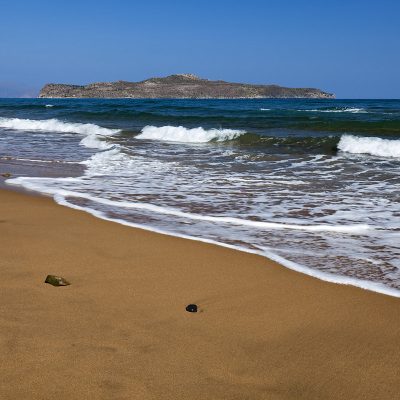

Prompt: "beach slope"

[0,189,399,399]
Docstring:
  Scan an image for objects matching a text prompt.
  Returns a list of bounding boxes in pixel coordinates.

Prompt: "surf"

[135,125,246,143]
[0,117,119,149]
[338,134,400,158]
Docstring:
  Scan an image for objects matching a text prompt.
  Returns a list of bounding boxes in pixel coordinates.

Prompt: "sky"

[0,0,399,98]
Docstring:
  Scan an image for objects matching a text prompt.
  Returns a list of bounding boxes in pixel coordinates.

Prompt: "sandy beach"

[1,187,400,400]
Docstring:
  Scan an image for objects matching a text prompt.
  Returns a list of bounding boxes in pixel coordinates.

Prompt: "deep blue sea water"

[1,98,400,296]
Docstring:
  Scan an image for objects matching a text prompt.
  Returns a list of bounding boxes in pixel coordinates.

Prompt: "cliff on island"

[39,74,334,99]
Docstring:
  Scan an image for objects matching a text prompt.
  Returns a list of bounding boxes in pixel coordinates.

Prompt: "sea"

[1,98,399,296]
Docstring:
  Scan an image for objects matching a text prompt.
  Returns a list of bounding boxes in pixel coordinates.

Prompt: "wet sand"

[0,188,399,399]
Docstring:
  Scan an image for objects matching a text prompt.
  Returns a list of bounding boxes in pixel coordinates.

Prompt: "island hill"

[39,74,334,99]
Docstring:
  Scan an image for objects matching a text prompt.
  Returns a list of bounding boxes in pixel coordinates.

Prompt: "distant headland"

[39,74,334,99]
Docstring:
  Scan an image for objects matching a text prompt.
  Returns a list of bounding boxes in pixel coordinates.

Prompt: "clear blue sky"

[0,0,399,98]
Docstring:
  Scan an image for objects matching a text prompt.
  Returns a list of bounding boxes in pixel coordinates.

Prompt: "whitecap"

[301,107,367,113]
[338,135,400,158]
[0,117,119,150]
[135,125,245,143]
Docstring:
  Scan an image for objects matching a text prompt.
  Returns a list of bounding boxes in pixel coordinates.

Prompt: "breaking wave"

[301,107,367,113]
[0,117,119,149]
[135,125,246,143]
[338,135,400,158]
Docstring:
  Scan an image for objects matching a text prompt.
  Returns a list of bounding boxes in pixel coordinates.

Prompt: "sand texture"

[0,189,399,399]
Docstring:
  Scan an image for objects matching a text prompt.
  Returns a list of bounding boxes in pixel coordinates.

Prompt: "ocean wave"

[0,117,119,150]
[134,127,341,152]
[301,107,367,113]
[338,135,400,158]
[135,125,246,143]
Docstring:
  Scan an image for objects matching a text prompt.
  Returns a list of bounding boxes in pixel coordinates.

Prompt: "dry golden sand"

[0,188,400,399]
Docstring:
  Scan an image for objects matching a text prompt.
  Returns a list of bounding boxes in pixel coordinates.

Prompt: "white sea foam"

[302,107,367,113]
[338,135,400,158]
[0,117,119,149]
[135,125,246,143]
[45,104,54,107]
[260,108,271,111]
[80,134,114,150]
[0,117,117,136]
[80,147,125,169]
[4,176,372,234]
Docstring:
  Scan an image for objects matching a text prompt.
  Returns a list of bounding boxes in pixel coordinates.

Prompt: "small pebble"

[45,275,71,287]
[185,304,198,313]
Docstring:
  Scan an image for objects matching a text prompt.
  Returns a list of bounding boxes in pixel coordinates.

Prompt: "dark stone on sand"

[45,275,71,287]
[185,304,198,313]
[1,173,12,178]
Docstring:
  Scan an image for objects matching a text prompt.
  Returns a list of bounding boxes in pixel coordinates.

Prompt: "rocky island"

[39,74,334,99]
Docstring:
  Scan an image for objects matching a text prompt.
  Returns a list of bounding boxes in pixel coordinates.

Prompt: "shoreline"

[1,187,400,399]
[6,177,400,299]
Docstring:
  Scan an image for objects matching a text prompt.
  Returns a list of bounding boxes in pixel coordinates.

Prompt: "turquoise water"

[1,98,400,295]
